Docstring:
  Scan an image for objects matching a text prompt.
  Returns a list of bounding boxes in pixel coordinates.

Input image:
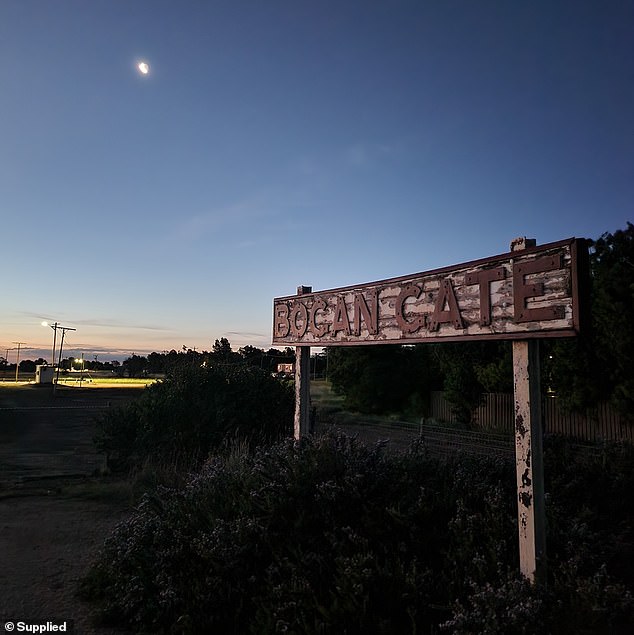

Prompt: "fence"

[429,391,634,442]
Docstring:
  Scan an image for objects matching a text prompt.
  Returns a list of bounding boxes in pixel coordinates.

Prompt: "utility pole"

[79,352,84,388]
[53,325,76,395]
[51,322,58,366]
[12,342,26,382]
[41,321,59,367]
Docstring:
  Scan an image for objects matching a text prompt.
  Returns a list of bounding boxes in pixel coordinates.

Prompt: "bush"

[94,363,293,472]
[81,434,633,633]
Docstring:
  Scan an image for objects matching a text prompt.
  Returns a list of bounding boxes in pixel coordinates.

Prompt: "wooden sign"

[275,236,589,586]
[273,238,586,346]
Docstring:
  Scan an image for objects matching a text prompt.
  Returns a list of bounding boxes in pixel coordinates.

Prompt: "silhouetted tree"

[239,345,264,367]
[327,345,440,415]
[122,354,148,378]
[211,338,239,364]
[546,222,634,417]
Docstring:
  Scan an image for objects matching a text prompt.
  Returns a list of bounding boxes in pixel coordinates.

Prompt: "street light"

[77,352,85,388]
[41,321,58,366]
[42,322,76,394]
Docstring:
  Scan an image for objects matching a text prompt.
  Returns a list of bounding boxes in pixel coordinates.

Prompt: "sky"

[1,0,632,363]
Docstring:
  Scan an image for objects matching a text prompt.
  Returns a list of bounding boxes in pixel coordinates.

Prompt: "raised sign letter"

[353,291,378,336]
[309,297,328,338]
[395,284,425,334]
[429,278,464,331]
[289,301,308,338]
[274,303,290,338]
[332,295,351,335]
[513,256,565,323]
[466,267,505,326]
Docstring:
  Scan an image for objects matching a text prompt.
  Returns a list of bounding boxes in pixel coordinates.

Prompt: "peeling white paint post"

[511,238,547,584]
[294,286,312,440]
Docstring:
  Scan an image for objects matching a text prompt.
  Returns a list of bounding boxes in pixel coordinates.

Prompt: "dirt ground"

[0,385,143,634]
[0,490,129,634]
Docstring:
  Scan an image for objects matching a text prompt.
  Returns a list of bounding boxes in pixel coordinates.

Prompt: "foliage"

[126,341,296,375]
[473,343,514,394]
[327,345,441,415]
[545,222,634,417]
[590,223,634,416]
[81,434,633,634]
[433,343,482,425]
[94,363,293,472]
[122,354,148,378]
[433,342,515,425]
[18,357,46,372]
[327,340,514,424]
[542,338,605,411]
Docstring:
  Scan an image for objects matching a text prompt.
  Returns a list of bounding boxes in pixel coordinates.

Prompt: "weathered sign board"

[273,238,585,347]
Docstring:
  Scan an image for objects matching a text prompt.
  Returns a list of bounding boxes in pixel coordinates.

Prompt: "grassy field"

[310,379,426,452]
[54,376,157,388]
[310,379,345,413]
[0,376,157,389]
[311,379,420,425]
[0,383,146,486]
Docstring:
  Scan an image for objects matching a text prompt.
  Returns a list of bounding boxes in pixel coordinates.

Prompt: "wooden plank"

[274,238,587,346]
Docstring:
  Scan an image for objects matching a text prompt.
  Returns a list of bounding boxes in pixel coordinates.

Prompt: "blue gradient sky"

[1,1,632,362]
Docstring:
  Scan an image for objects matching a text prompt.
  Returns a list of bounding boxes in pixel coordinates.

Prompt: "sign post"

[512,339,546,582]
[294,286,312,440]
[510,237,547,583]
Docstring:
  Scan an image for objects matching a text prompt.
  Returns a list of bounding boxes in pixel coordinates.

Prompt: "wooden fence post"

[294,286,311,440]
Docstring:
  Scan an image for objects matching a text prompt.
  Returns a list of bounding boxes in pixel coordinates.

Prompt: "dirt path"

[0,490,129,634]
[0,386,144,633]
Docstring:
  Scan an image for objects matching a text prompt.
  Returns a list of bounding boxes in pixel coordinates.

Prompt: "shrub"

[94,363,293,472]
[81,434,634,633]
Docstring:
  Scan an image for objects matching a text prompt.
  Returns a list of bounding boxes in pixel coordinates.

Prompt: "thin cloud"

[177,197,277,242]
[71,318,169,331]
[224,331,268,339]
[222,331,271,348]
[17,311,169,332]
[344,142,396,168]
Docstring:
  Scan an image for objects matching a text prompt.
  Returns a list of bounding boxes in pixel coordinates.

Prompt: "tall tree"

[433,342,492,425]
[211,338,238,363]
[122,354,148,378]
[592,223,634,416]
[545,223,634,418]
[239,345,264,367]
[327,345,440,416]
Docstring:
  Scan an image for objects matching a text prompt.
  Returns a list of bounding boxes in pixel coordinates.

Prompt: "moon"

[137,61,149,75]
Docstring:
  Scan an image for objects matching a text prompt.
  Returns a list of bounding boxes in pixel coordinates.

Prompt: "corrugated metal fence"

[429,391,633,442]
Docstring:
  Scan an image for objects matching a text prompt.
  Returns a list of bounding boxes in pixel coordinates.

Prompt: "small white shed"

[35,365,55,384]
